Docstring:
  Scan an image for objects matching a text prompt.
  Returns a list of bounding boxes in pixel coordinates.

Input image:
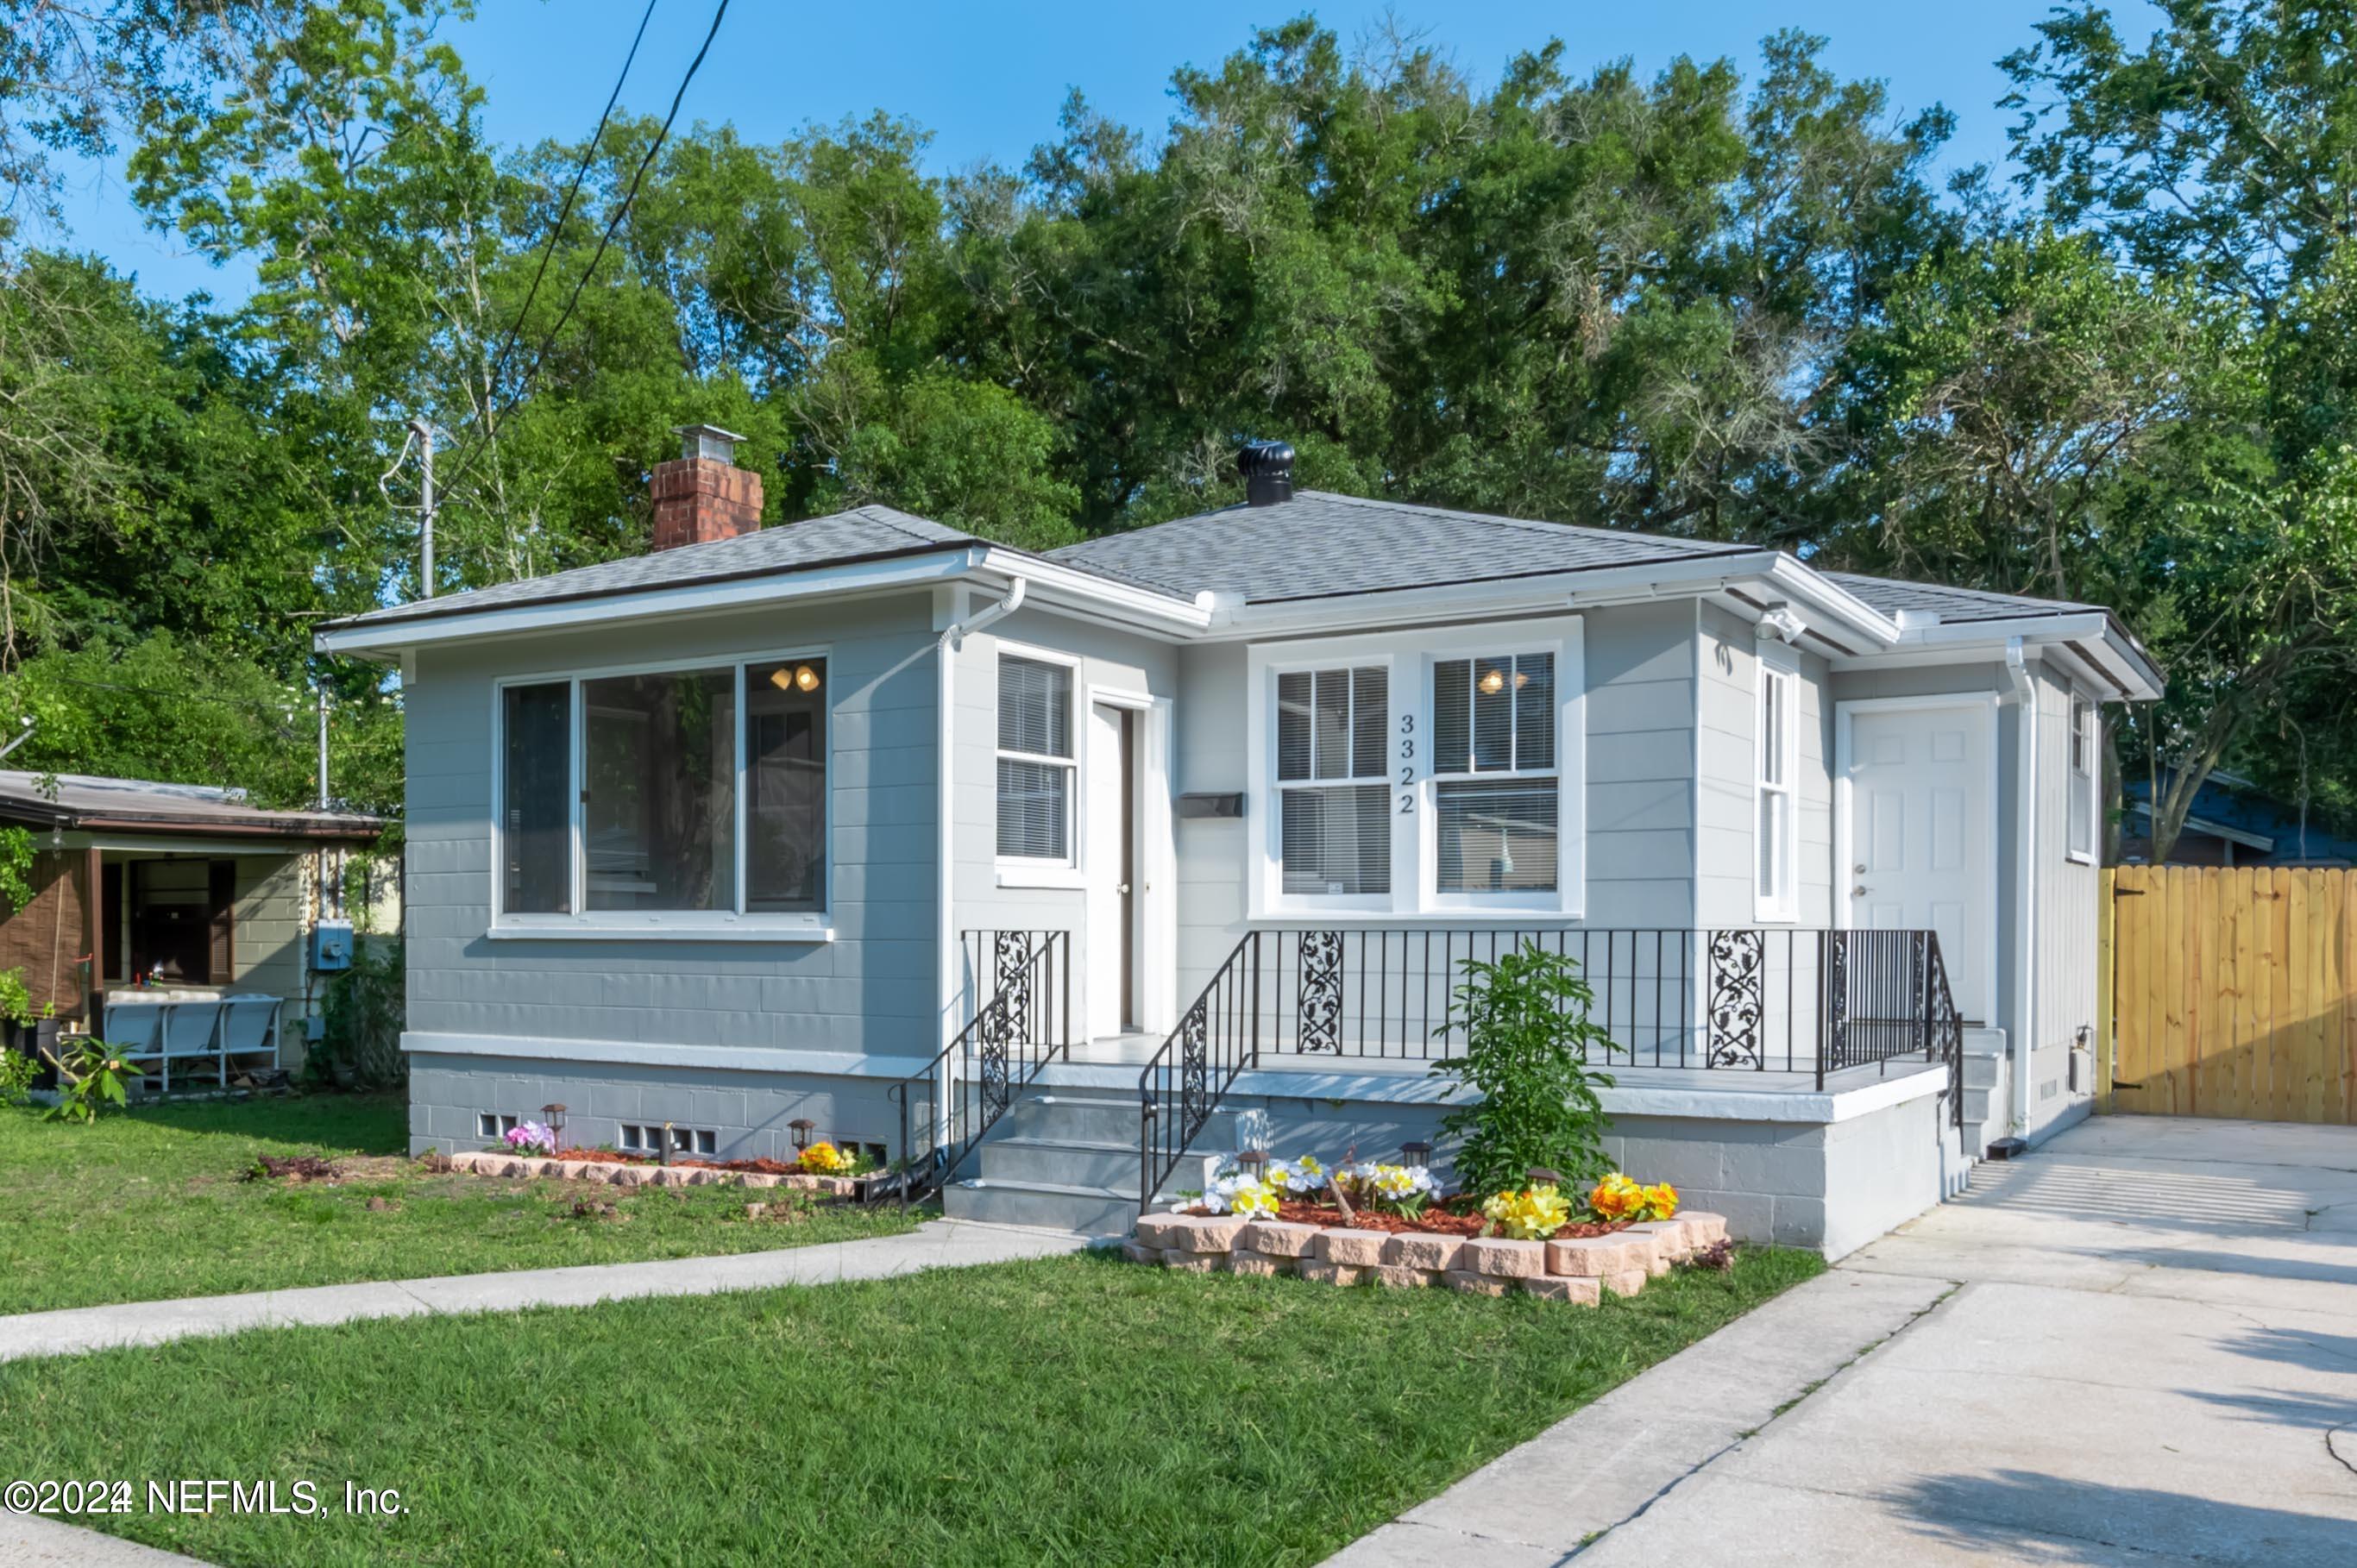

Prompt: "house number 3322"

[1398,714,1417,812]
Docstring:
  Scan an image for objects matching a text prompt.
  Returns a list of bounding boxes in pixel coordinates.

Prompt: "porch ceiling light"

[1477,668,1507,696]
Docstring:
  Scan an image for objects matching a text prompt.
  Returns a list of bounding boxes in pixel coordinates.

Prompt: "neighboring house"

[2121,768,2357,867]
[317,430,2161,1256]
[0,772,385,1084]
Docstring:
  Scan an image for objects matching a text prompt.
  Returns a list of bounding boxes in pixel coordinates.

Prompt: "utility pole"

[409,417,437,599]
[317,688,329,810]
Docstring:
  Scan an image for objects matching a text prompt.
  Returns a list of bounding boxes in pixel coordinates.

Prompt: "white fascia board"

[1760,555,1904,648]
[314,549,989,657]
[1835,613,2163,700]
[971,548,1211,637]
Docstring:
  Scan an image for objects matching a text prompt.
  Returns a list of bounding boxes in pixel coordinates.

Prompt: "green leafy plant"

[1430,942,1617,1201]
[315,936,405,1090]
[40,1039,132,1123]
[0,1046,36,1107]
[0,826,35,915]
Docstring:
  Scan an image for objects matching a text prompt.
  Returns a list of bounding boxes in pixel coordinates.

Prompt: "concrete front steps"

[940,1091,1233,1236]
[1959,1027,2009,1158]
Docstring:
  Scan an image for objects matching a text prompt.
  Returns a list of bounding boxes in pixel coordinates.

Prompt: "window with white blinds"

[1755,656,1798,919]
[1276,666,1389,895]
[996,655,1075,860]
[1431,652,1557,893]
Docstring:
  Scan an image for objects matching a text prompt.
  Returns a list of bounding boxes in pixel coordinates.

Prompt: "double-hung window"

[1276,666,1391,896]
[494,654,829,933]
[1253,620,1583,916]
[996,655,1076,862]
[1754,652,1799,921]
[1431,652,1557,893]
[2068,693,2096,862]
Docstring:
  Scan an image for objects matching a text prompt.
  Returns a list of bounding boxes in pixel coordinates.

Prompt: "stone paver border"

[1126,1210,1727,1302]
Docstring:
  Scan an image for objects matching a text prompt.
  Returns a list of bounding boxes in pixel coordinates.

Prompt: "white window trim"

[1753,645,1801,923]
[487,644,835,940]
[2067,691,2098,865]
[992,640,1083,874]
[1245,617,1586,920]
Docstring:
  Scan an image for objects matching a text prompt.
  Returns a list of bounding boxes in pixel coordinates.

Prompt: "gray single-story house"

[317,429,2159,1255]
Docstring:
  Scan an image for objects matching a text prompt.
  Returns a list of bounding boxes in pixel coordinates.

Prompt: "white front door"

[1842,702,1994,1024]
[1085,702,1137,1039]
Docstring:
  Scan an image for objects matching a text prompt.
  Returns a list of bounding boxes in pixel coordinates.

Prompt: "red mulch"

[1176,1196,1632,1239]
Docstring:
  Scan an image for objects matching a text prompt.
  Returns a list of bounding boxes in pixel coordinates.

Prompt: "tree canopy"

[3,2,2354,858]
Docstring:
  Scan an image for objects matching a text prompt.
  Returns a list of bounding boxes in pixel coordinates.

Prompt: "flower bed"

[1177,1198,1631,1240]
[1126,1208,1729,1303]
[438,1149,863,1195]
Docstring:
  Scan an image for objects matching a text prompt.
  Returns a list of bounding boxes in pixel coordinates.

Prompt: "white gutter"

[2004,638,2037,1138]
[934,577,1028,1069]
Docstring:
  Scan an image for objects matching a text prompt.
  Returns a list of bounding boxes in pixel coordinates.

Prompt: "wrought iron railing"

[885,930,1072,1208]
[1136,925,1965,1209]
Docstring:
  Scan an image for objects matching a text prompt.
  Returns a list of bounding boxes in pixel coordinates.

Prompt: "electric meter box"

[311,919,355,972]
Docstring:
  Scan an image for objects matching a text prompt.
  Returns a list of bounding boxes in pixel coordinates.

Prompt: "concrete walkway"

[1330,1116,2357,1566]
[0,1219,1088,1364]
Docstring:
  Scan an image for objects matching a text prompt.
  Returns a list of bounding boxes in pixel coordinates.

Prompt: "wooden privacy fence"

[2103,865,2357,1124]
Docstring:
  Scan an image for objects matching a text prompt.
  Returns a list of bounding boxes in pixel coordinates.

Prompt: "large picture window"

[996,655,1075,861]
[1277,666,1390,896]
[1431,652,1557,893]
[494,655,829,930]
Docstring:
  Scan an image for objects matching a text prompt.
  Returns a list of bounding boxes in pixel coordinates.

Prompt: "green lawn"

[0,1095,917,1314]
[0,1246,1823,1567]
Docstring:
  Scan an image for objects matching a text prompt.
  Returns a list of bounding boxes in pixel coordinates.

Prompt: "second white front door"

[1086,702,1138,1039]
[1842,701,1995,1024]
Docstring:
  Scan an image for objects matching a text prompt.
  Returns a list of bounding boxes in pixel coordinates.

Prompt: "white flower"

[1274,1154,1326,1195]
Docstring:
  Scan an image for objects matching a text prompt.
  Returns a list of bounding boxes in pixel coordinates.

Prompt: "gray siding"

[2029,662,2099,1136]
[946,604,1179,1025]
[1168,601,1702,1010]
[403,593,940,1060]
[1694,603,1834,929]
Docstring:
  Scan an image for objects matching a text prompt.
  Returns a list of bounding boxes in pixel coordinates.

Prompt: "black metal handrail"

[1133,925,1969,1212]
[1137,931,1260,1213]
[885,930,1072,1209]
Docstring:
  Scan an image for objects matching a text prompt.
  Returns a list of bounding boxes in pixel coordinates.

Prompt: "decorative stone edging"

[440,1150,862,1195]
[1123,1211,1727,1302]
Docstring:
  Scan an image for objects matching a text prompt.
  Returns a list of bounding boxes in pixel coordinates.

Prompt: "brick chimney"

[651,424,764,550]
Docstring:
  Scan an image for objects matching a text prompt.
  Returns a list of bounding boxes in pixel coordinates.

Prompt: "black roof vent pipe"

[1239,441,1296,506]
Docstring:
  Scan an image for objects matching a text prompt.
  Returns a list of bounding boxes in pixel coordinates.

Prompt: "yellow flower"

[1229,1180,1280,1220]
[1643,1182,1680,1220]
[1587,1172,1644,1221]
[801,1142,852,1174]
[1481,1184,1571,1240]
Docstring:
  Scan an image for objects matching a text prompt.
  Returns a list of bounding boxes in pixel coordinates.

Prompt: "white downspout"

[934,576,1028,1058]
[2003,639,2037,1139]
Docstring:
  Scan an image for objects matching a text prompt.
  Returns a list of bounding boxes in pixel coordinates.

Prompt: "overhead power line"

[432,0,733,514]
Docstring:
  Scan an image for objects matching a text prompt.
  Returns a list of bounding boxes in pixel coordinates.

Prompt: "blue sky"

[44,1,2145,304]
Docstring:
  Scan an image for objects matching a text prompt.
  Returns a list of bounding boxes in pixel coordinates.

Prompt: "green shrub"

[316,937,405,1090]
[41,1038,131,1123]
[1430,941,1616,1200]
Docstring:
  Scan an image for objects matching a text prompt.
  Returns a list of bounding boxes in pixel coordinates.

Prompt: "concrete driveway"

[1580,1115,2357,1565]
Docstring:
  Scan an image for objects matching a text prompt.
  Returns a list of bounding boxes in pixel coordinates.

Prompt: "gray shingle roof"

[1824,573,2098,624]
[1046,491,1751,602]
[328,505,977,629]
